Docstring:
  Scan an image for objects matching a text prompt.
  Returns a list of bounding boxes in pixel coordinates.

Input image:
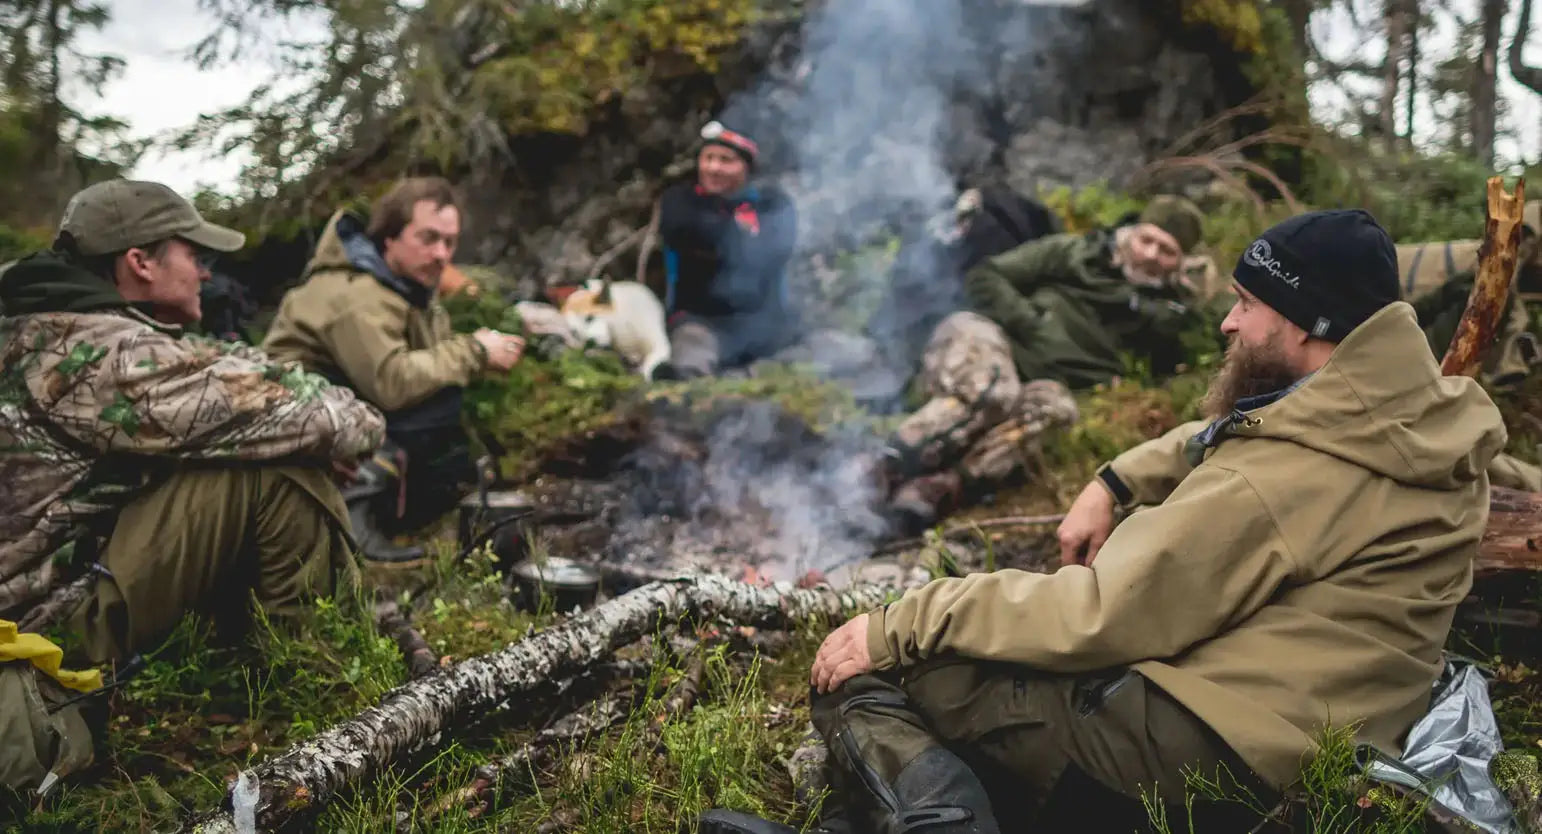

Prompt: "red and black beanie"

[700,120,759,166]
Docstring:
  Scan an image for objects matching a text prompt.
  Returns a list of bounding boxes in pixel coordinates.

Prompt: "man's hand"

[811,613,873,694]
[1057,479,1117,568]
[475,329,526,372]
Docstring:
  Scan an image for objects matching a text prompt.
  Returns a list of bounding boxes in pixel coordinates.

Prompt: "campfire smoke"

[604,1,1076,579]
[612,400,892,583]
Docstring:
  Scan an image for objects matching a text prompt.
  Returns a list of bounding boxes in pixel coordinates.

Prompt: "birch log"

[1441,176,1526,376]
[186,575,896,833]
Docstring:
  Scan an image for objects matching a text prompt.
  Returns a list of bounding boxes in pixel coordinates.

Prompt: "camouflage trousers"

[890,312,1078,485]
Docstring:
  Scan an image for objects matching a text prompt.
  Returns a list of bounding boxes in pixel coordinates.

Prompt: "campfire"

[535,396,897,586]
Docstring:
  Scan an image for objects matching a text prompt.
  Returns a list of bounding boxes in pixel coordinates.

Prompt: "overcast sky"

[75,0,1542,196]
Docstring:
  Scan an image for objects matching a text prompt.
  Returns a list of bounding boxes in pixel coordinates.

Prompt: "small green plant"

[1143,724,1435,834]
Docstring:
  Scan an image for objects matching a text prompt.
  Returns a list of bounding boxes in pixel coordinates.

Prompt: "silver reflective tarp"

[1360,660,1517,834]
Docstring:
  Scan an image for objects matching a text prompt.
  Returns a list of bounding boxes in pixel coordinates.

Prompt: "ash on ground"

[526,397,899,584]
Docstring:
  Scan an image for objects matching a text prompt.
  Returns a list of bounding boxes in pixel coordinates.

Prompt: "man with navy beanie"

[1233,209,1401,342]
[698,207,1514,834]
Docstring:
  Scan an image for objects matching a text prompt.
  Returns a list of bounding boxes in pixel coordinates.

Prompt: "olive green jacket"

[261,210,487,413]
[868,302,1505,789]
[963,229,1204,389]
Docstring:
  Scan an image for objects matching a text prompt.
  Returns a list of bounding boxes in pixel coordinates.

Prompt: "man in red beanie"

[655,119,799,379]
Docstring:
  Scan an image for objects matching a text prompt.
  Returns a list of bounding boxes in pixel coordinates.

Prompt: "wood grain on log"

[186,575,897,834]
[1441,176,1526,376]
[1476,486,1542,576]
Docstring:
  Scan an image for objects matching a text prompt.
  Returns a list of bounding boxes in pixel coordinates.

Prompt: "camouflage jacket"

[0,251,386,623]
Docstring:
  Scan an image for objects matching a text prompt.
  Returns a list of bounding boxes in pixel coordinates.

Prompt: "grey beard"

[1120,262,1169,287]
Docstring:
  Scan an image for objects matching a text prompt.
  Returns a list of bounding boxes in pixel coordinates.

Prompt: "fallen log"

[1476,486,1542,576]
[1441,175,1526,377]
[186,575,898,833]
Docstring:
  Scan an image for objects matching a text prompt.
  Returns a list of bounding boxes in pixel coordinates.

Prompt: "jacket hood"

[304,209,432,308]
[1233,302,1506,490]
[0,250,129,316]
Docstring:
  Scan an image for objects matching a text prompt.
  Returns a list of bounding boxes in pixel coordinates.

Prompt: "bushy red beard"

[1201,334,1301,418]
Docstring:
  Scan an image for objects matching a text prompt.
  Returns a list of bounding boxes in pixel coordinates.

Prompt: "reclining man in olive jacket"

[262,177,526,561]
[699,209,1506,833]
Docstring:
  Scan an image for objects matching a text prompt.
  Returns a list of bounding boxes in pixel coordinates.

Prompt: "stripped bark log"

[186,575,898,833]
[1441,176,1526,377]
[1476,487,1542,576]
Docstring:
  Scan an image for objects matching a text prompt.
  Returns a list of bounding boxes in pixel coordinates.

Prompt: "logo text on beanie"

[1242,239,1301,289]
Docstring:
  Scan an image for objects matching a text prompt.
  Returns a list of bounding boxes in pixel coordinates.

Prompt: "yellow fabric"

[0,620,102,693]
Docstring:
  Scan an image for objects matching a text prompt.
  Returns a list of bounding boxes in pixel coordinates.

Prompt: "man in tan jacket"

[700,210,1507,833]
[263,177,526,561]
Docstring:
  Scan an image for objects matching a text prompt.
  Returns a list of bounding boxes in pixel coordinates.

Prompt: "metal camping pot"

[510,557,602,612]
[457,490,536,563]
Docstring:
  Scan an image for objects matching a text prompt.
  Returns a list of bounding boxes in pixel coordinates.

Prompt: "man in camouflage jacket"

[0,179,385,668]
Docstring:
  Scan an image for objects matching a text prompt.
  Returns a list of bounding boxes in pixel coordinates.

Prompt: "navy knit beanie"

[1232,209,1400,342]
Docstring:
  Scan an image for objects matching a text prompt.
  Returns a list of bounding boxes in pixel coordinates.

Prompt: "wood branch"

[433,691,630,820]
[654,651,706,730]
[872,513,1068,556]
[636,196,663,285]
[949,513,1068,534]
[584,224,650,284]
[1476,487,1542,576]
[185,575,898,833]
[1441,176,1526,377]
[1509,0,1542,96]
[373,600,439,680]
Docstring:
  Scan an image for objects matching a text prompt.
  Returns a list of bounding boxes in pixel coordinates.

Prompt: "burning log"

[1441,176,1526,376]
[185,575,899,834]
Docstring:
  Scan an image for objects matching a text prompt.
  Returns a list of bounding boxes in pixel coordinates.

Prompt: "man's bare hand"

[1057,479,1117,568]
[811,613,873,694]
[475,329,526,372]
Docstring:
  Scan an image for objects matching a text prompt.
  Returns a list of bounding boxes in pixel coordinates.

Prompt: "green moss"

[1180,0,1267,55]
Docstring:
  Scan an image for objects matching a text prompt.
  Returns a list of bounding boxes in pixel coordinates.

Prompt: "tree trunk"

[185,575,898,834]
[1474,0,1507,166]
[1509,0,1542,95]
[34,0,62,188]
[1441,176,1525,376]
[1381,0,1410,149]
[1407,0,1419,146]
[1277,0,1314,74]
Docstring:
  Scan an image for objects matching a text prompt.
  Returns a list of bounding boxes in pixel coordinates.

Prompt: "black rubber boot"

[820,688,1001,834]
[341,453,426,565]
[346,499,427,564]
